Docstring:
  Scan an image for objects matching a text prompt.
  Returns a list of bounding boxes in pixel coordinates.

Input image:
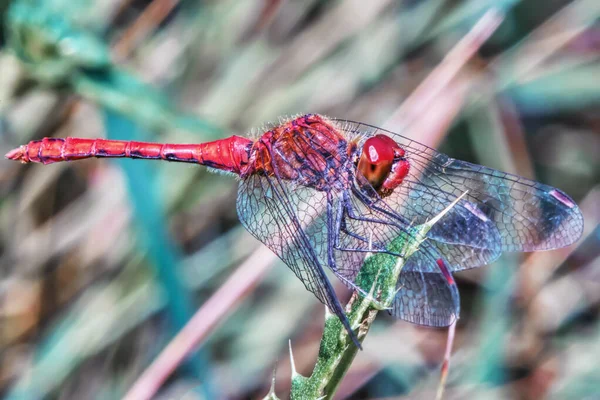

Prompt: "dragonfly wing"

[237,172,459,329]
[389,183,503,271]
[237,172,363,345]
[335,120,584,260]
[237,173,331,305]
[343,173,502,273]
[392,251,460,327]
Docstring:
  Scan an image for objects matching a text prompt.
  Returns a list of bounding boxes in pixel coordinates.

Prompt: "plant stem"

[290,194,466,399]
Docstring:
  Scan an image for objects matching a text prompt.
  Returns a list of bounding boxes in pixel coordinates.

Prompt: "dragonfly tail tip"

[5,146,26,163]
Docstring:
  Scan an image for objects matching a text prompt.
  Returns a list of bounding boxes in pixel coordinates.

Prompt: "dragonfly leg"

[327,194,391,311]
[337,197,406,255]
[340,191,405,256]
[337,218,401,256]
[260,172,362,349]
[344,191,404,230]
[327,194,388,310]
[321,191,364,348]
[349,186,410,229]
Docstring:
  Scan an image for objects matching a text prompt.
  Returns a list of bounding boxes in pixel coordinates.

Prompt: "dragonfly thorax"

[247,114,351,191]
[357,134,410,197]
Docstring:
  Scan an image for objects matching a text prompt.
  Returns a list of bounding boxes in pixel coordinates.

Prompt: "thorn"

[288,340,298,377]
[269,362,277,395]
[409,216,418,230]
[324,305,334,320]
[262,361,280,400]
[426,191,469,228]
[366,296,388,311]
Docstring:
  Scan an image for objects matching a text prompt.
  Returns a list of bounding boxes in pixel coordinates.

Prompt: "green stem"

[289,194,465,399]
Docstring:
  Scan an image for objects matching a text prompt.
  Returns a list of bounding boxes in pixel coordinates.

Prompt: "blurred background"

[0,0,599,399]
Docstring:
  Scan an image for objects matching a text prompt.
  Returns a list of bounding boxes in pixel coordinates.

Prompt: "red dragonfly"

[6,114,583,348]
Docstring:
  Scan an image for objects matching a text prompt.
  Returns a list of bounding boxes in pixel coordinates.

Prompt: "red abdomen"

[6,136,254,174]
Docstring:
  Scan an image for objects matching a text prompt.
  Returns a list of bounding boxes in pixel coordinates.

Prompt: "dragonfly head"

[357,134,410,197]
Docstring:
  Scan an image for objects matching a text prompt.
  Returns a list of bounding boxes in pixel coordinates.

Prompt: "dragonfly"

[6,113,584,348]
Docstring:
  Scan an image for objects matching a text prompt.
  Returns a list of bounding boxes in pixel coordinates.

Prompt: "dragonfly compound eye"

[357,135,395,189]
[357,134,410,196]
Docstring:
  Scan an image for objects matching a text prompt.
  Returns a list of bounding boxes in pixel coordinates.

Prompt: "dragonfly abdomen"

[6,136,254,174]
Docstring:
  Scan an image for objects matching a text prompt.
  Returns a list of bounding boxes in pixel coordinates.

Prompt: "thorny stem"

[289,194,466,400]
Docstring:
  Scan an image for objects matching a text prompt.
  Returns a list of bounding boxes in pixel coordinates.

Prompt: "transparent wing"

[393,252,460,327]
[388,181,503,271]
[236,164,461,328]
[335,120,584,269]
[236,167,367,346]
[343,172,503,274]
[236,173,337,311]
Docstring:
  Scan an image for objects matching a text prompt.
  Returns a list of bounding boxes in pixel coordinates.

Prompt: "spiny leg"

[327,191,390,311]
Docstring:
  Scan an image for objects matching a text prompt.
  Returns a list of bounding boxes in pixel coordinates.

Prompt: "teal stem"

[101,109,215,398]
[470,254,516,385]
[75,70,224,140]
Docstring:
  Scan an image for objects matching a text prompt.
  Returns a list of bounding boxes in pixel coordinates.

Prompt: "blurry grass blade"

[246,0,283,37]
[6,2,111,80]
[198,41,278,127]
[531,254,600,334]
[254,0,393,89]
[124,246,277,400]
[113,0,182,59]
[385,8,504,136]
[5,1,224,138]
[4,223,264,398]
[427,0,519,40]
[503,62,600,113]
[223,264,315,397]
[467,98,530,177]
[494,0,600,88]
[549,318,600,399]
[182,226,258,288]
[6,274,164,399]
[469,254,516,385]
[436,319,457,400]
